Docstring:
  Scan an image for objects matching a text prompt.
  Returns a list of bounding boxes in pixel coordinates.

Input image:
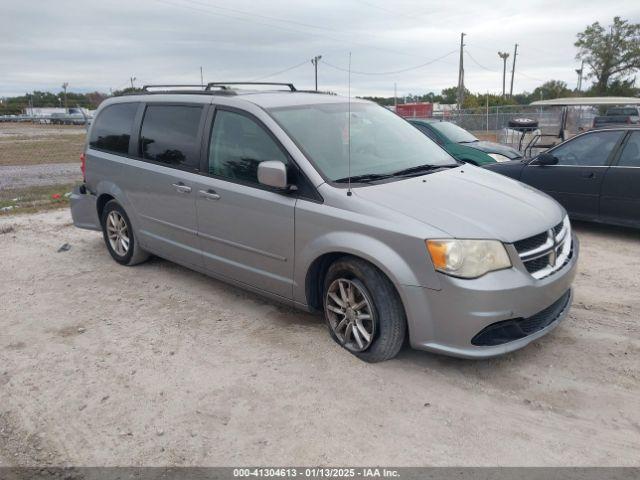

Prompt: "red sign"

[395,102,433,118]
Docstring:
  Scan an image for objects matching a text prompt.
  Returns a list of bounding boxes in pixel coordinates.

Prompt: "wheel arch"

[301,234,429,312]
[96,193,115,221]
[94,181,137,224]
[304,250,408,313]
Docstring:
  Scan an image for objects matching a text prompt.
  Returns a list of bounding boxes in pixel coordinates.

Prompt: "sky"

[1,0,639,99]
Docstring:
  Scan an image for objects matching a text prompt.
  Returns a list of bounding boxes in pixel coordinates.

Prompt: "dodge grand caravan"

[70,82,578,362]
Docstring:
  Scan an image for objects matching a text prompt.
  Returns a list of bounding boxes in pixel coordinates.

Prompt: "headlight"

[426,239,512,279]
[488,153,511,162]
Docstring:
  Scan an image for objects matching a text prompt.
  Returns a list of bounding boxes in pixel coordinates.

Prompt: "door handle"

[198,189,221,200]
[171,183,192,193]
[581,172,595,179]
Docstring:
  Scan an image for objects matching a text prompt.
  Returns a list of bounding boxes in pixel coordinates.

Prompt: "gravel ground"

[0,210,639,467]
[0,163,81,190]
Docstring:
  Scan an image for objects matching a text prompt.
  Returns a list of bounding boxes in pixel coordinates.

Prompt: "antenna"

[347,52,352,197]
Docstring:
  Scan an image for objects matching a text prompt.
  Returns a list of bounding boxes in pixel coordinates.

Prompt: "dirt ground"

[0,209,638,467]
[0,164,80,191]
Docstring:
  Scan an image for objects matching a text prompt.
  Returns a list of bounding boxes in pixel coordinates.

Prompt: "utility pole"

[200,66,204,87]
[457,32,466,109]
[61,82,69,111]
[394,83,397,109]
[311,55,322,91]
[575,60,584,91]
[509,43,518,98]
[498,52,509,97]
[130,76,136,90]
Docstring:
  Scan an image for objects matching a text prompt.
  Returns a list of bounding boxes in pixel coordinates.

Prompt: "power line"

[321,49,457,76]
[466,48,546,86]
[517,70,546,82]
[464,50,497,72]
[251,60,310,81]
[156,0,440,61]
[352,0,416,20]
[181,0,340,33]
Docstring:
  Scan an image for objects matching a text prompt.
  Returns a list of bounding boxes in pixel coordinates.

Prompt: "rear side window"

[139,105,203,170]
[618,132,640,167]
[89,103,138,154]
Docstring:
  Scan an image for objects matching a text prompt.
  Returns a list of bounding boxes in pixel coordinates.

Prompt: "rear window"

[89,103,138,154]
[607,108,637,116]
[139,105,203,170]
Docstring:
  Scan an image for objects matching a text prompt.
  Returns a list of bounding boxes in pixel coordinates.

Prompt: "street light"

[311,55,322,91]
[61,82,69,111]
[498,52,509,97]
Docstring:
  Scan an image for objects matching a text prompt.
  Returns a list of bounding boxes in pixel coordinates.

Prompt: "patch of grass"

[0,136,85,166]
[0,183,79,216]
[0,123,86,166]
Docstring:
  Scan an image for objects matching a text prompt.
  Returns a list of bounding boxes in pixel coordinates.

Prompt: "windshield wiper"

[334,163,458,183]
[458,140,479,144]
[389,163,458,177]
[334,172,395,183]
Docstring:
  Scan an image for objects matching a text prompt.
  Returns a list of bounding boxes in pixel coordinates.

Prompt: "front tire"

[323,257,406,362]
[101,200,149,266]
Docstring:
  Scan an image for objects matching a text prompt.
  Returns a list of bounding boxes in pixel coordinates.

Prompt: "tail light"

[80,152,86,181]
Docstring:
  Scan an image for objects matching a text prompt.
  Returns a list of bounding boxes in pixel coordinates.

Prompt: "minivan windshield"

[429,121,479,144]
[268,102,457,182]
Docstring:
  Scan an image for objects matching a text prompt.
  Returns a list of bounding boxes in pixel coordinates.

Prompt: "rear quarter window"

[89,103,138,155]
[139,104,204,170]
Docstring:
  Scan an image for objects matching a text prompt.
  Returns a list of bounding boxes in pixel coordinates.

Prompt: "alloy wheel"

[325,278,375,352]
[106,210,130,257]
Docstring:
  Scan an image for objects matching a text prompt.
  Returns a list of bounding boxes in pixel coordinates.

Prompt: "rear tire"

[101,200,149,266]
[323,257,406,362]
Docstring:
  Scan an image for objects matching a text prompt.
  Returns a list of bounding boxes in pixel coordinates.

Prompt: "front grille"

[524,256,550,274]
[471,290,572,346]
[552,220,564,235]
[513,217,572,280]
[514,232,547,253]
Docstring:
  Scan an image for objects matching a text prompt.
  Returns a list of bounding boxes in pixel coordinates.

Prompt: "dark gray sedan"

[485,127,640,228]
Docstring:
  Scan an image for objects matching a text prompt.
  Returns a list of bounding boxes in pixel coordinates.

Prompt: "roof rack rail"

[142,84,230,91]
[124,84,235,97]
[205,82,296,91]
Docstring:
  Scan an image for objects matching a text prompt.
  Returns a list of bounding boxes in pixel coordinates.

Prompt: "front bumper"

[70,185,100,231]
[401,233,579,359]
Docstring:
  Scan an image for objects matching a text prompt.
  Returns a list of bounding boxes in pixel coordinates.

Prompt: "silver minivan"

[71,83,578,362]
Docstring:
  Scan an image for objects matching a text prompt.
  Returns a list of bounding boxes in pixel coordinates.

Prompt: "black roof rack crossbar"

[142,84,231,91]
[205,82,296,91]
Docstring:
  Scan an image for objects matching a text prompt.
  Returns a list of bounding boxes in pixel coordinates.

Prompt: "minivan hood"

[465,140,522,159]
[354,166,564,242]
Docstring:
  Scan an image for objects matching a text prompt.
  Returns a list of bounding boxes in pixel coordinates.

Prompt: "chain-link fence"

[415,105,600,154]
[432,105,598,134]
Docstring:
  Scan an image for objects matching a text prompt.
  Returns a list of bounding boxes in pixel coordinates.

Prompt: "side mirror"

[533,152,558,166]
[258,160,288,189]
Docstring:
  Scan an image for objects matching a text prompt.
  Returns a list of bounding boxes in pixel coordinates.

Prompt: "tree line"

[363,77,638,109]
[0,91,108,115]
